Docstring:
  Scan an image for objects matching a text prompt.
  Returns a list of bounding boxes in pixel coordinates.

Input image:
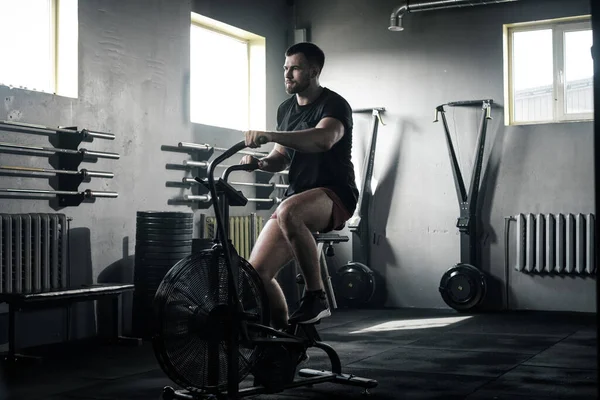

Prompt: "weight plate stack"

[132,211,194,338]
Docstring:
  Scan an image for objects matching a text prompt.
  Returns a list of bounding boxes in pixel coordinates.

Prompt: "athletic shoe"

[288,290,331,325]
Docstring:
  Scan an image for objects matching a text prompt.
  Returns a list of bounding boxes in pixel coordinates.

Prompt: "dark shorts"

[270,187,352,233]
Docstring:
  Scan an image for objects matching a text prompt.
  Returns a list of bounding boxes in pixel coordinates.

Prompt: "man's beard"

[286,80,310,94]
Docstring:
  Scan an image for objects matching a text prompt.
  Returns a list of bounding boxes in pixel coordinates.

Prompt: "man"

[241,42,358,330]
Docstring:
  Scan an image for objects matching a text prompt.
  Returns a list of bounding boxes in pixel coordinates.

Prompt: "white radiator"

[0,213,69,293]
[203,214,264,260]
[514,213,595,275]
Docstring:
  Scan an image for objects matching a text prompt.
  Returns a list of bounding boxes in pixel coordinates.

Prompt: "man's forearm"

[269,128,334,153]
[259,155,288,172]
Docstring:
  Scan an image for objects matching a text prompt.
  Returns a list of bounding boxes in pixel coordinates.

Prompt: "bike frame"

[204,140,343,398]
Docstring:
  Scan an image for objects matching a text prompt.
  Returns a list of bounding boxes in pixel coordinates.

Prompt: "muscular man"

[241,42,358,330]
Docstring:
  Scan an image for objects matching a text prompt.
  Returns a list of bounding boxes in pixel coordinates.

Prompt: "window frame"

[504,15,593,126]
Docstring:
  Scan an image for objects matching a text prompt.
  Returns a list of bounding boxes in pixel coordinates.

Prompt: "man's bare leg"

[276,190,333,291]
[275,188,334,324]
[248,219,294,330]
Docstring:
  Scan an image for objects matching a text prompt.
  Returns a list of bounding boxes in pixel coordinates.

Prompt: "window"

[0,0,78,98]
[190,13,266,131]
[504,16,593,125]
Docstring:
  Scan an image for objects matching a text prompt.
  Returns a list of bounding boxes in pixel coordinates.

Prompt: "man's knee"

[253,263,277,282]
[276,203,303,234]
[276,190,334,234]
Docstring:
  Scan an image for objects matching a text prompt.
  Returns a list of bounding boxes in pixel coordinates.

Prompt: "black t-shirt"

[276,87,359,215]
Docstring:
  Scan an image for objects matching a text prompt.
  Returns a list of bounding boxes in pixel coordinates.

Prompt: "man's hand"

[244,130,273,148]
[239,155,264,170]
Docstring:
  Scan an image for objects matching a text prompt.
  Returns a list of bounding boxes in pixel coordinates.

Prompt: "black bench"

[0,283,136,363]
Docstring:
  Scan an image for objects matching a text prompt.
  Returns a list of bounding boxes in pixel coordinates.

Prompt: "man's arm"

[246,117,345,153]
[257,144,291,172]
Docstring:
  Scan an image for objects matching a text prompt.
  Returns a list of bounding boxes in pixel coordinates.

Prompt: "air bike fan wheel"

[152,245,269,393]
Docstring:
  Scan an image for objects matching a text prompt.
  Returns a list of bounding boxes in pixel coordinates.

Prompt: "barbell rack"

[183,193,282,205]
[0,141,120,159]
[178,142,268,158]
[0,165,114,179]
[0,120,115,140]
[0,188,118,198]
[182,177,288,189]
[181,160,288,175]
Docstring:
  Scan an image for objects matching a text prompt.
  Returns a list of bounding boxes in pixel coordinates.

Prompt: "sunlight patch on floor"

[349,316,474,334]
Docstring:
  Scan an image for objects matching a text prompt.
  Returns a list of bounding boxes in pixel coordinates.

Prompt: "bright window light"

[511,29,554,123]
[56,0,79,98]
[564,29,593,115]
[190,25,249,130]
[0,0,78,98]
[504,16,593,125]
[349,316,473,334]
[190,13,266,131]
[0,0,54,93]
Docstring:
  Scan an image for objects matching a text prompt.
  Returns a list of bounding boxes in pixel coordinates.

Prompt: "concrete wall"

[0,0,290,346]
[295,0,595,312]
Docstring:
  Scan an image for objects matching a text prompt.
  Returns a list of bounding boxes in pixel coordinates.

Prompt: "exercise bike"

[152,140,378,399]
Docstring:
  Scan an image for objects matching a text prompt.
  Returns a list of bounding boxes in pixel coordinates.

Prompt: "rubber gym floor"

[2,307,597,400]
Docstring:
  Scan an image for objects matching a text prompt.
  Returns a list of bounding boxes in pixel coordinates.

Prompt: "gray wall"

[0,0,290,346]
[295,0,595,312]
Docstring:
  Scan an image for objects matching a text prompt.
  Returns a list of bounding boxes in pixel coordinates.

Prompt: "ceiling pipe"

[389,0,521,31]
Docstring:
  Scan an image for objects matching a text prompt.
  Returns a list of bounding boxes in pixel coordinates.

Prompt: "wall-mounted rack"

[0,121,119,207]
[169,140,288,210]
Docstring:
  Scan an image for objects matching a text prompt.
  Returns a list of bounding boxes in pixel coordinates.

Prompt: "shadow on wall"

[477,105,508,310]
[98,236,135,336]
[369,117,421,304]
[68,227,99,339]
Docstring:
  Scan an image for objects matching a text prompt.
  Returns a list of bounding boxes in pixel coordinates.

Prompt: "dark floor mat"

[472,365,597,399]
[522,329,598,370]
[253,367,490,400]
[58,369,178,400]
[303,337,401,368]
[445,312,595,337]
[347,346,531,377]
[403,332,561,355]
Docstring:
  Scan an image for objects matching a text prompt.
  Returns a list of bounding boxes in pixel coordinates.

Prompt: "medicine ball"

[439,263,487,312]
[335,262,376,307]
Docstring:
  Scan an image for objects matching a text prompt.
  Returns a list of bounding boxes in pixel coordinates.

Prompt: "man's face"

[283,53,314,94]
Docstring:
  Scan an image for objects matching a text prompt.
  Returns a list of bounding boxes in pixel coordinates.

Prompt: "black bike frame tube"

[207,140,247,398]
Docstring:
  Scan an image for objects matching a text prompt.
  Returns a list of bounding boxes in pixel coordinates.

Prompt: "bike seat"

[312,232,349,243]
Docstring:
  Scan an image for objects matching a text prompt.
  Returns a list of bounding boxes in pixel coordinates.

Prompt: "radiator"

[514,213,596,275]
[0,213,69,293]
[203,214,264,260]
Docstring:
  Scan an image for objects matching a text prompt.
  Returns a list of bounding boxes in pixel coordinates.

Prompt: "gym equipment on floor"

[336,107,385,308]
[152,140,378,399]
[435,99,493,312]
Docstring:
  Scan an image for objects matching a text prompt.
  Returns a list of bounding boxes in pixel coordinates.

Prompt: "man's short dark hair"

[286,42,325,73]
